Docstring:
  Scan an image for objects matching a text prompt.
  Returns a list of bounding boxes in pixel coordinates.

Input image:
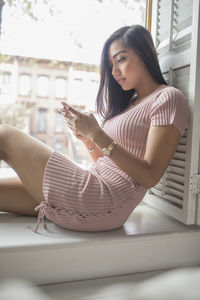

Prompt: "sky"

[1,0,146,65]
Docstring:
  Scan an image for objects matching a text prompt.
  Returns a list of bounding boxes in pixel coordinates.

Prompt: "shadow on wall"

[0,267,200,299]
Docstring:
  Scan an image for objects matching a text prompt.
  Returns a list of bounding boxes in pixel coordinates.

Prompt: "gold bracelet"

[88,145,96,152]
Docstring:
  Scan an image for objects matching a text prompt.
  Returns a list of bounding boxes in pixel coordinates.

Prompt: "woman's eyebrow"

[112,50,128,59]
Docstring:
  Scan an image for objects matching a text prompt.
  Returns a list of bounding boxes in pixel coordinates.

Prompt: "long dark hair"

[96,25,168,121]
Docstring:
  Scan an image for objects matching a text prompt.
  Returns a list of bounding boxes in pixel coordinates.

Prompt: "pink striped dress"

[35,84,190,232]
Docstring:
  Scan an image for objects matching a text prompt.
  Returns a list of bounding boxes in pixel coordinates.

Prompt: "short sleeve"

[150,87,190,135]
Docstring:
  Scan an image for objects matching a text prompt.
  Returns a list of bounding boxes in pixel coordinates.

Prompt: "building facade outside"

[0,55,100,168]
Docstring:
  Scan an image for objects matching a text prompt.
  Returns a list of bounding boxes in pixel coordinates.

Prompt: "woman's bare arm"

[62,103,182,187]
[92,125,181,188]
[82,138,103,162]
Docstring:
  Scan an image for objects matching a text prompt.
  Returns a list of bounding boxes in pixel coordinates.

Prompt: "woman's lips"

[117,78,126,85]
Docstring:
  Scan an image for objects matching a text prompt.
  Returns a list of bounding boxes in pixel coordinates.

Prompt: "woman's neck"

[135,82,162,100]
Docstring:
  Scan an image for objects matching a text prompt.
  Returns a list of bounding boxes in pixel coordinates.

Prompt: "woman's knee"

[0,124,14,139]
[0,124,16,157]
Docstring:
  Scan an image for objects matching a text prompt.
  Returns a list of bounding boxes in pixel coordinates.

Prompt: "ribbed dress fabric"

[36,84,190,232]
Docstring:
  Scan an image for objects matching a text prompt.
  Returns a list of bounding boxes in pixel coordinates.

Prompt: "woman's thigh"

[0,125,54,205]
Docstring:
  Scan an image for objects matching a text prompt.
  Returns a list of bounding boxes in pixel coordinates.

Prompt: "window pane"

[3,72,11,84]
[37,108,47,132]
[68,71,100,111]
[55,112,64,132]
[19,74,31,95]
[56,77,67,98]
[1,0,146,171]
[37,76,49,97]
[54,140,63,152]
[2,72,12,94]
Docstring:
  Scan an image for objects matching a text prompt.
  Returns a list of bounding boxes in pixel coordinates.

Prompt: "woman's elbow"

[140,172,160,189]
[145,173,163,189]
[144,179,158,189]
[132,177,157,189]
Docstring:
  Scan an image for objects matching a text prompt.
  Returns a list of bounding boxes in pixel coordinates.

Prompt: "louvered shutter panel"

[143,0,200,224]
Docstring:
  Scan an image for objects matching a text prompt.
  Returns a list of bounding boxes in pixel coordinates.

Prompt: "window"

[1,0,146,174]
[56,77,67,99]
[37,108,47,132]
[55,112,64,132]
[19,74,31,96]
[68,73,85,106]
[2,72,12,94]
[3,72,11,85]
[37,75,49,97]
[54,140,63,152]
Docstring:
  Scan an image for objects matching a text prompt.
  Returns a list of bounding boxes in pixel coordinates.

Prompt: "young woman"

[0,25,190,232]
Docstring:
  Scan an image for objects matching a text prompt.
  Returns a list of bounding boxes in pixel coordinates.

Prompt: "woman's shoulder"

[153,85,188,107]
[150,85,190,135]
[159,84,186,97]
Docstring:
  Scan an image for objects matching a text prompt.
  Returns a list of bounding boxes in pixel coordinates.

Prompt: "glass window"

[54,140,63,152]
[19,74,31,95]
[37,75,49,97]
[55,112,64,132]
[2,72,12,94]
[68,76,84,105]
[56,77,67,98]
[37,108,47,132]
[1,0,146,171]
[3,72,11,85]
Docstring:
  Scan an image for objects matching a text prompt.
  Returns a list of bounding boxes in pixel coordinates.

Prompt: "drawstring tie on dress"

[34,201,48,232]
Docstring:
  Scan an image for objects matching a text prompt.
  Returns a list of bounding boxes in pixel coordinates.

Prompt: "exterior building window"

[54,140,63,152]
[37,75,49,97]
[2,72,12,94]
[56,77,67,99]
[37,108,47,132]
[19,74,31,96]
[55,112,64,132]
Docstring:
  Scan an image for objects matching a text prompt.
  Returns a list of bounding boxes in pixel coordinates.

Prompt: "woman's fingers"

[64,120,76,133]
[57,108,66,116]
[61,102,81,117]
[57,105,81,136]
[59,102,101,140]
[61,101,69,108]
[57,108,75,131]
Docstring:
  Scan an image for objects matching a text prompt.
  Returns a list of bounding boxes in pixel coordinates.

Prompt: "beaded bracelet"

[88,145,96,152]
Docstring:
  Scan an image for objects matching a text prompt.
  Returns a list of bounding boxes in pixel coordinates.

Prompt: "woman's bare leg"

[0,124,54,214]
[0,177,38,216]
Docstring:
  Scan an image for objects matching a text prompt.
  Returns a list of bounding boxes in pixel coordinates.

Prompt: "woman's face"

[108,39,147,91]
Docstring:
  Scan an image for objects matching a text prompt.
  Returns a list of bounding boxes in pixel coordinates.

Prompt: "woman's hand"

[57,107,87,141]
[58,102,102,141]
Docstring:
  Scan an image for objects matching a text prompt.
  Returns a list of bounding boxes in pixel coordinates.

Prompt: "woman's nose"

[112,64,120,76]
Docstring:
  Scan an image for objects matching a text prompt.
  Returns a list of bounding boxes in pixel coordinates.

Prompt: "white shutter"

[143,0,200,224]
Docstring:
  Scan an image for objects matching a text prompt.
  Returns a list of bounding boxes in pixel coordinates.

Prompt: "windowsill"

[0,204,200,285]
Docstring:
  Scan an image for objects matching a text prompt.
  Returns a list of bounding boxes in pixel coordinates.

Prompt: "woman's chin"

[121,86,134,92]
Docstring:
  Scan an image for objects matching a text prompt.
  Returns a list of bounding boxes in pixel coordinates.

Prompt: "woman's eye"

[117,57,126,63]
